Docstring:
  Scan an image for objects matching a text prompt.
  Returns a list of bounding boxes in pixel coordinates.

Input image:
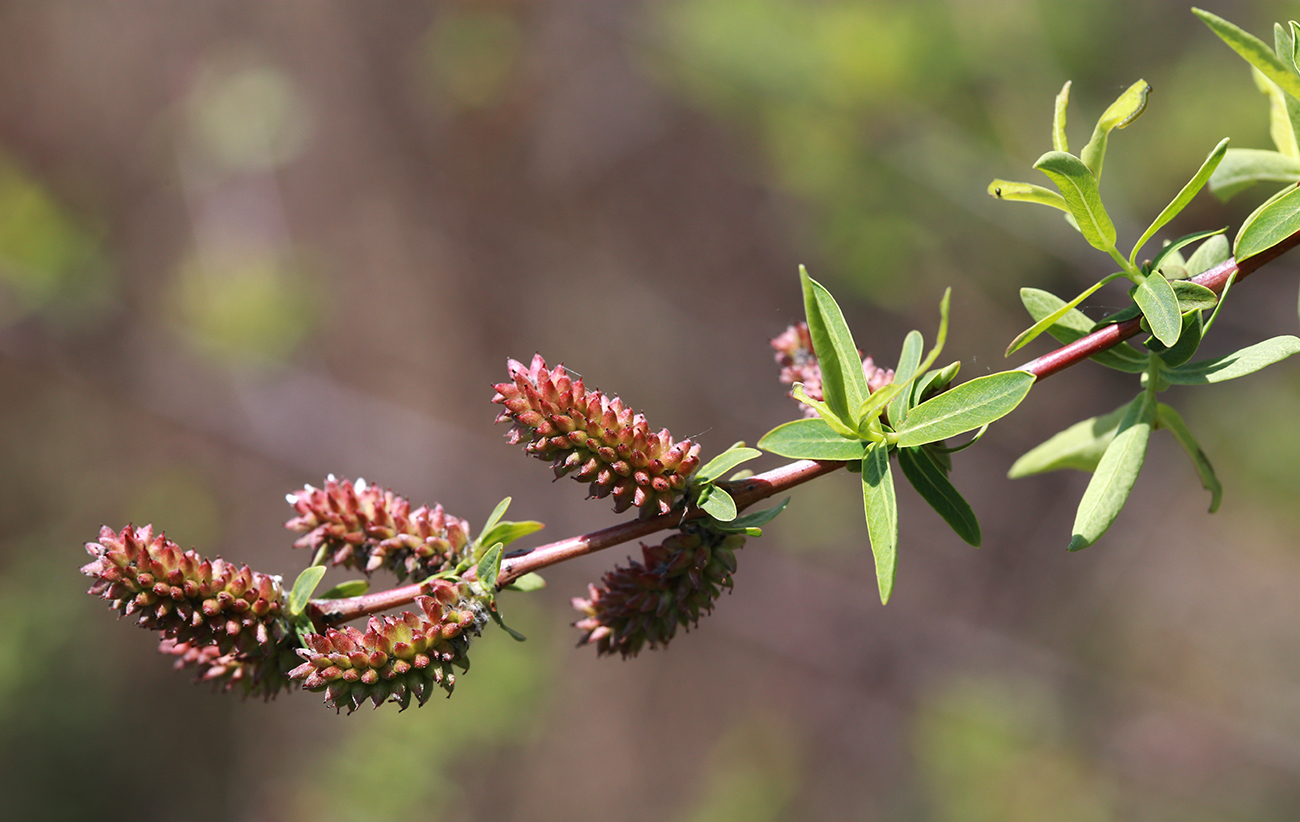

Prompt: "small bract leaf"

[476,543,504,592]
[1155,403,1222,513]
[700,486,738,522]
[1034,151,1118,252]
[319,579,370,599]
[1162,335,1300,384]
[1208,148,1300,200]
[861,442,899,605]
[895,371,1036,448]
[478,497,512,544]
[713,498,791,534]
[1235,182,1300,261]
[1068,391,1154,551]
[897,446,980,547]
[506,572,546,592]
[1008,404,1128,478]
[1133,273,1182,347]
[758,418,869,460]
[287,565,328,617]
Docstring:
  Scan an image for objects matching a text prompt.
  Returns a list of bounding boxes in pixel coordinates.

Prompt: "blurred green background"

[4,1,1300,820]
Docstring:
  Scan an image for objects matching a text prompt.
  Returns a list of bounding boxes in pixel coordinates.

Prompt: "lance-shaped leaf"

[1148,228,1227,276]
[801,266,869,424]
[1155,403,1222,513]
[758,418,868,460]
[319,579,369,600]
[1034,151,1118,253]
[1235,182,1300,261]
[695,445,763,485]
[1068,390,1155,551]
[1183,233,1230,277]
[1253,63,1300,159]
[1194,9,1300,102]
[897,446,980,547]
[1208,148,1300,200]
[1006,272,1127,355]
[1080,79,1150,180]
[887,330,924,426]
[1133,272,1182,347]
[987,180,1070,212]
[712,498,791,535]
[1130,138,1229,265]
[1018,288,1148,372]
[1162,335,1300,384]
[1008,404,1128,478]
[506,573,546,592]
[862,442,899,604]
[895,371,1036,448]
[1053,81,1071,152]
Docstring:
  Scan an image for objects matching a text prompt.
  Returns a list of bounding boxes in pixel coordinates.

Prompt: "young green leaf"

[712,498,791,535]
[1252,63,1300,159]
[792,383,857,437]
[1018,288,1148,372]
[695,445,763,485]
[1133,272,1182,347]
[1194,10,1300,102]
[1053,81,1071,152]
[911,362,962,408]
[1080,79,1150,180]
[987,180,1070,212]
[1006,272,1127,355]
[801,266,869,423]
[479,520,545,552]
[861,442,899,605]
[1008,404,1127,478]
[1169,281,1218,313]
[897,446,980,547]
[887,330,924,426]
[1208,148,1300,200]
[1148,228,1227,276]
[1183,233,1231,277]
[476,542,504,592]
[758,418,869,460]
[895,371,1036,448]
[699,485,738,522]
[318,579,370,600]
[505,572,546,592]
[1068,390,1155,551]
[478,497,512,545]
[1151,310,1204,369]
[287,565,328,617]
[1235,182,1300,261]
[1034,151,1119,253]
[1130,138,1229,265]
[1155,403,1222,513]
[1162,335,1300,384]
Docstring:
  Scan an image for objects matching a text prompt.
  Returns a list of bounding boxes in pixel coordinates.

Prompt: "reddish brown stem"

[1019,229,1300,380]
[311,229,1300,628]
